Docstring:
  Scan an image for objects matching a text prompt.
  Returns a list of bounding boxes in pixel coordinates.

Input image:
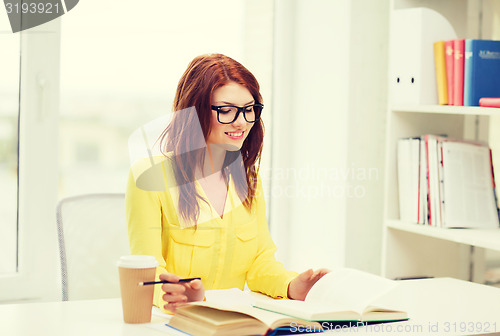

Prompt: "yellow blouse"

[125,157,297,310]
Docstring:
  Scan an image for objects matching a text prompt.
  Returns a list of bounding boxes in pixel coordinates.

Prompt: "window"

[59,0,274,198]
[0,13,60,301]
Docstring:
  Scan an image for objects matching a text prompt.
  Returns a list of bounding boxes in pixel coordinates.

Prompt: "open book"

[168,301,322,336]
[254,268,408,323]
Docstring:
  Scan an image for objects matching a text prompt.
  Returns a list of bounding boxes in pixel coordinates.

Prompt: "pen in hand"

[138,277,201,286]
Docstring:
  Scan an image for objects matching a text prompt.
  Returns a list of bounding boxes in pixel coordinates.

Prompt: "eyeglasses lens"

[218,105,262,123]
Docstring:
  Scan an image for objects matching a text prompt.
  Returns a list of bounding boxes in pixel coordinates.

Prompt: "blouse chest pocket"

[168,227,217,279]
[232,219,259,275]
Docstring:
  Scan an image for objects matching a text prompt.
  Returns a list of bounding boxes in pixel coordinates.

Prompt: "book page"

[427,135,441,227]
[255,298,360,321]
[305,268,398,314]
[397,138,420,222]
[204,288,257,307]
[442,142,498,228]
[419,138,428,224]
[191,301,320,329]
[151,288,260,319]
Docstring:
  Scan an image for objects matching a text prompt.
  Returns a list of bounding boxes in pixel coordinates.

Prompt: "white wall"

[344,0,389,272]
[270,0,389,274]
[270,0,349,272]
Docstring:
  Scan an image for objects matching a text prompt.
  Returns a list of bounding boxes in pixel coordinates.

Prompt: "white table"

[338,277,500,336]
[0,298,169,336]
[0,278,499,336]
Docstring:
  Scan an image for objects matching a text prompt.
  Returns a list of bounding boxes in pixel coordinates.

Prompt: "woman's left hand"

[287,268,330,300]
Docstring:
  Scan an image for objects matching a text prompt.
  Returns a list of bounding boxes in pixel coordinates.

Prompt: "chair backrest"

[56,193,130,301]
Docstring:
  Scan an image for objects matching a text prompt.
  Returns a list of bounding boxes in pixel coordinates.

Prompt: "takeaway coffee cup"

[117,255,158,323]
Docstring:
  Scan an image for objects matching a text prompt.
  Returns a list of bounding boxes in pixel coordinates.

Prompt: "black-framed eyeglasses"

[211,103,264,124]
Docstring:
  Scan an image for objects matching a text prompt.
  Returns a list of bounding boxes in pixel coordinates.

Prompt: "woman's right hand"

[160,273,205,312]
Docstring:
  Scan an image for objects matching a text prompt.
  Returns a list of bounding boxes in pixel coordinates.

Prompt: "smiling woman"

[125,53,330,314]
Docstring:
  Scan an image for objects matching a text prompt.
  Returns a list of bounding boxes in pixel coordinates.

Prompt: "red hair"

[160,54,264,224]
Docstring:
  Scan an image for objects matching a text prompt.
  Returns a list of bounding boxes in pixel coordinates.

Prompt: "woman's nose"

[232,111,247,127]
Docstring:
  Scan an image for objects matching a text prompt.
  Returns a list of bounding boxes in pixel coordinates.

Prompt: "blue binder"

[464,39,500,106]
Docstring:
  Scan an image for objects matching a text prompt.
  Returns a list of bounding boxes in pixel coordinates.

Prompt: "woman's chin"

[212,143,242,152]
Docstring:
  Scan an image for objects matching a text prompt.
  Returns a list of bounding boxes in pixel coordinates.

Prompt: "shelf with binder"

[382,0,500,284]
[392,105,500,116]
[382,109,495,283]
[386,220,500,252]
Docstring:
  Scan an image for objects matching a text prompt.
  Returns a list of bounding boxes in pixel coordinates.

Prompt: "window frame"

[0,19,61,302]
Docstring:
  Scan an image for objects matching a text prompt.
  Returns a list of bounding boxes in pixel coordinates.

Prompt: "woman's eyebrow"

[217,100,255,106]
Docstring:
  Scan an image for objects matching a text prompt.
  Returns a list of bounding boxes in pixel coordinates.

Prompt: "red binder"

[453,39,465,106]
[444,40,455,105]
[479,97,500,108]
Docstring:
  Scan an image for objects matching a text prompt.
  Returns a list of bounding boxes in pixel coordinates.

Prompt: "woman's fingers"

[311,268,330,280]
[162,292,187,303]
[288,268,331,300]
[299,268,314,281]
[160,272,187,299]
[159,272,181,282]
[164,301,188,313]
[159,273,205,310]
[184,279,205,302]
[186,279,202,290]
[161,282,186,295]
[317,268,331,276]
[162,282,188,313]
[162,280,204,312]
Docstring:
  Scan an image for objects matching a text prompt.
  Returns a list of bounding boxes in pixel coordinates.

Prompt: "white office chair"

[56,193,130,301]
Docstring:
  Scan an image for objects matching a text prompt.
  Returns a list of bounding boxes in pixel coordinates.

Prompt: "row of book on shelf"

[398,135,500,228]
[433,39,500,107]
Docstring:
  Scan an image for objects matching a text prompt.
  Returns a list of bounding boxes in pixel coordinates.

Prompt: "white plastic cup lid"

[117,255,159,269]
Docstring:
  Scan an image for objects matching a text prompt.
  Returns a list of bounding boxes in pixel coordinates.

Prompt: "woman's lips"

[225,131,244,140]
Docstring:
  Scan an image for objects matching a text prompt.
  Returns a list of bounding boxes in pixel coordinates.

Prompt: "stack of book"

[397,135,500,228]
[164,268,408,336]
[433,39,500,107]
